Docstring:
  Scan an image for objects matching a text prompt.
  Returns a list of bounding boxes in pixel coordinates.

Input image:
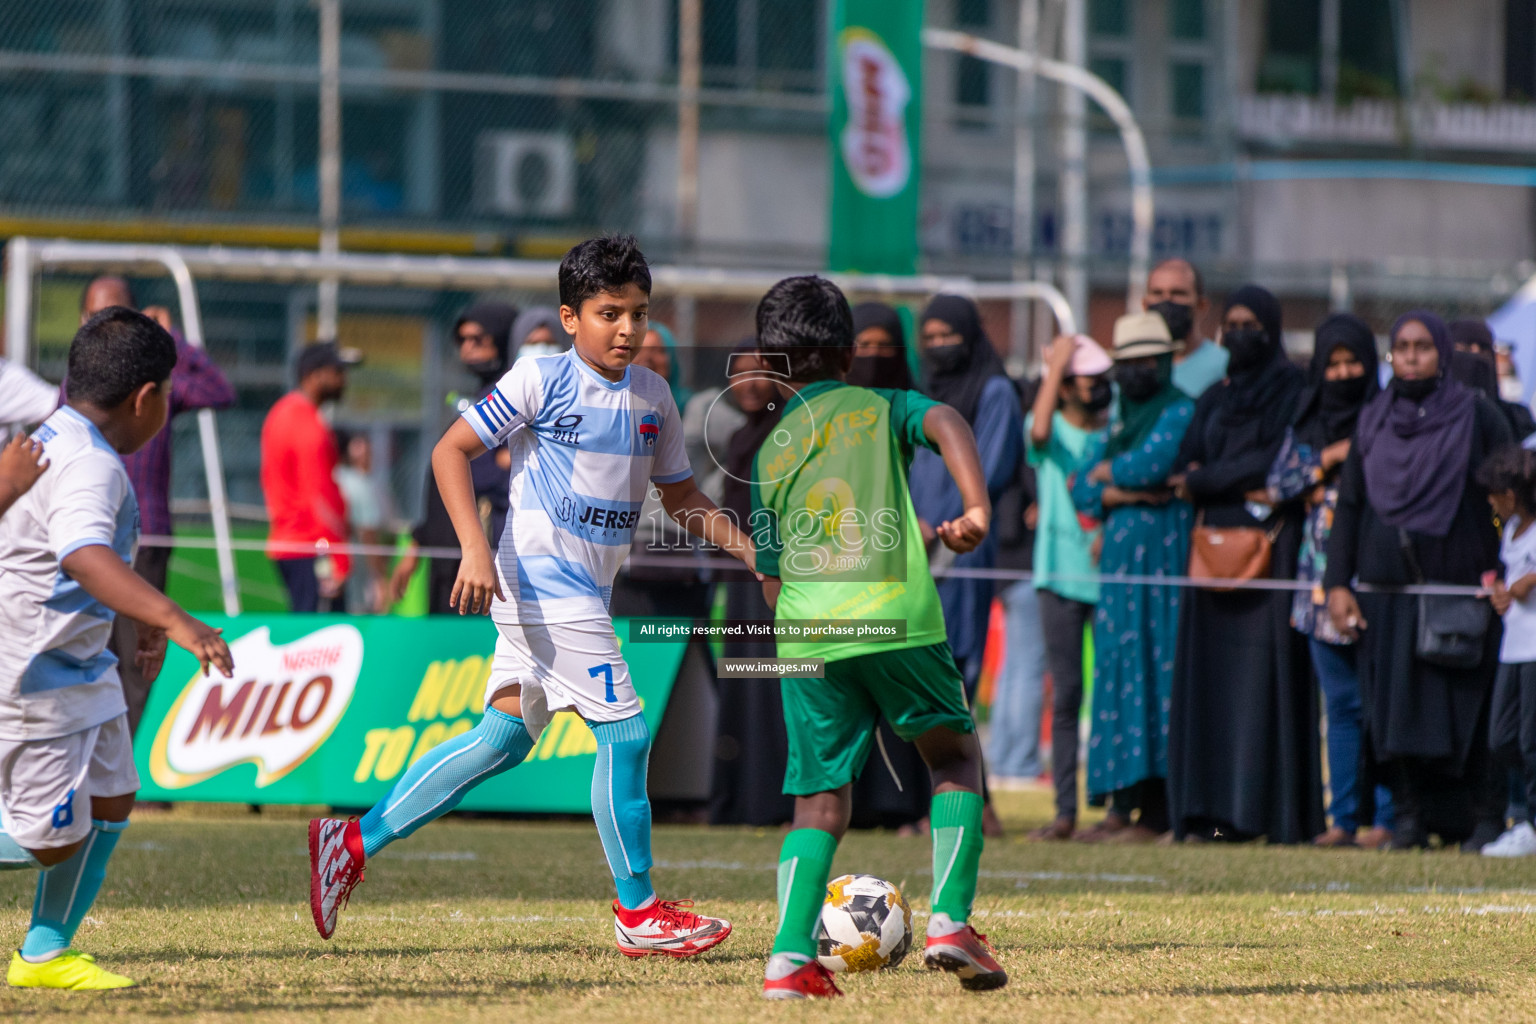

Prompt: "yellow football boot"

[7,950,136,990]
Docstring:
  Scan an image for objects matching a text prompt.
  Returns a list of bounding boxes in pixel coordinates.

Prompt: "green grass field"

[2,790,1533,1022]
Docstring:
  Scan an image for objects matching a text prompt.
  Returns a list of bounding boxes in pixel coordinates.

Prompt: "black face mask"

[465,357,505,385]
[1390,375,1439,403]
[1081,378,1114,412]
[1113,363,1163,401]
[1321,374,1369,409]
[1223,327,1270,374]
[924,343,969,374]
[847,355,911,390]
[1149,300,1194,343]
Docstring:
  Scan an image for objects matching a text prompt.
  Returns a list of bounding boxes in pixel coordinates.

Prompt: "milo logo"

[839,28,912,199]
[149,625,362,788]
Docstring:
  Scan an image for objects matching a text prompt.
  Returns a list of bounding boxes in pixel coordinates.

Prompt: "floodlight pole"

[923,28,1155,313]
[317,0,342,339]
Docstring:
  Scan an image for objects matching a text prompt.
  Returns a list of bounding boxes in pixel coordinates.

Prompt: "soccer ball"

[815,873,913,972]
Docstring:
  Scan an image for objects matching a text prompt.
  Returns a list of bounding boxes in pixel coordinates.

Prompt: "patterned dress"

[1069,399,1196,802]
[1265,428,1349,644]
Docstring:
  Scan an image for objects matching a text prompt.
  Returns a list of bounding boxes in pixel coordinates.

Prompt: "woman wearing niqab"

[1167,284,1324,844]
[1325,310,1513,850]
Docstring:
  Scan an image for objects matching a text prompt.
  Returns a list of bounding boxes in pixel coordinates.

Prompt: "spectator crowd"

[6,263,1536,858]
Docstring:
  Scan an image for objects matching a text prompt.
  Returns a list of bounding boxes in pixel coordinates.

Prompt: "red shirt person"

[261,341,362,611]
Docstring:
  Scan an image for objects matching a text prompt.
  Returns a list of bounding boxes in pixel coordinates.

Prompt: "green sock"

[930,790,985,922]
[771,828,839,958]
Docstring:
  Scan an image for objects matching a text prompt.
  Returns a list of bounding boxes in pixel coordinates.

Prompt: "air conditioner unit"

[474,131,577,218]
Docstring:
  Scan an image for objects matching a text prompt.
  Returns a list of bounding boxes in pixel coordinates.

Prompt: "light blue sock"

[0,829,41,870]
[359,708,532,858]
[21,818,127,962]
[589,714,655,910]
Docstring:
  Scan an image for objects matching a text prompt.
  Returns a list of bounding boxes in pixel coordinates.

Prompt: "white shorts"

[485,620,640,738]
[0,715,139,850]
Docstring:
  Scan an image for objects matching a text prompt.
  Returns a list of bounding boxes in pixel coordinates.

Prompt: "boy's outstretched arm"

[60,546,232,679]
[656,476,760,577]
[0,434,48,519]
[921,404,991,554]
[432,418,505,615]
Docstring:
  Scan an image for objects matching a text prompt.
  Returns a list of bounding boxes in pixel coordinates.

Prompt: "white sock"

[927,911,966,937]
[765,952,812,979]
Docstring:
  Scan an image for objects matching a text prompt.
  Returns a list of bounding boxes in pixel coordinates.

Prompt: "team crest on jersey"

[638,413,659,447]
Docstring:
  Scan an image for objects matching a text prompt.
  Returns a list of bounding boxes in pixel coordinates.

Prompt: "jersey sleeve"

[749,479,782,578]
[649,390,693,484]
[0,359,61,428]
[464,360,540,448]
[49,453,128,561]
[872,387,943,456]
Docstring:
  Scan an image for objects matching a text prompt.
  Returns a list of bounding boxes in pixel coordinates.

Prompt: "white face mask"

[517,342,565,361]
[1501,374,1525,403]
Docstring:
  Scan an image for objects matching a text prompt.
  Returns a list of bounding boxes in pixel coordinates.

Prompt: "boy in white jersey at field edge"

[0,308,234,991]
[311,236,758,957]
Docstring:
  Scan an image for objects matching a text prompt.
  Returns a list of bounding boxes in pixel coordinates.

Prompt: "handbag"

[1188,510,1282,592]
[1399,530,1490,670]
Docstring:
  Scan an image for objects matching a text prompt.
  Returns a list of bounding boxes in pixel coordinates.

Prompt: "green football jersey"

[751,379,949,662]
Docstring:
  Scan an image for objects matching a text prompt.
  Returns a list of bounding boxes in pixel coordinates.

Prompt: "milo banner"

[132,616,687,812]
[827,0,925,275]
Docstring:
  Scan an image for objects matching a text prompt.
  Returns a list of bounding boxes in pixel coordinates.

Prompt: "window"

[1090,0,1129,37]
[676,0,823,92]
[1170,0,1205,40]
[955,0,990,108]
[1171,61,1205,119]
[1338,0,1399,100]
[1257,0,1320,94]
[1256,0,1400,99]
[1090,56,1127,98]
[958,56,990,106]
[957,0,990,28]
[1508,0,1536,100]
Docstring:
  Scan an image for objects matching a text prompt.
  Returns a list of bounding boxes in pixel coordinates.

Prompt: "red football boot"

[923,914,1008,991]
[613,899,731,958]
[308,817,365,940]
[761,956,843,1000]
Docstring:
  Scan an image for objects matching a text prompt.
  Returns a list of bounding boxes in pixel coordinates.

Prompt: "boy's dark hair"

[66,307,178,407]
[755,276,854,382]
[1477,442,1536,514]
[558,235,651,311]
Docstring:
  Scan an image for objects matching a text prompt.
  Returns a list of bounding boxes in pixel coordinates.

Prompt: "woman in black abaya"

[1168,284,1324,843]
[1325,311,1513,850]
[708,344,791,825]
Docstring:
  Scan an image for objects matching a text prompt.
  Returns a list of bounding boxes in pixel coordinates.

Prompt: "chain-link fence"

[4,0,1533,556]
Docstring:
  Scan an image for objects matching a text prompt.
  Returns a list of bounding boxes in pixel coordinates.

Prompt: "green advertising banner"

[132,616,686,813]
[827,0,926,275]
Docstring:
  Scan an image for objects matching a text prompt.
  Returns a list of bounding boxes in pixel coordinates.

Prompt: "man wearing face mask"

[389,301,518,612]
[1142,258,1227,400]
[1020,334,1111,838]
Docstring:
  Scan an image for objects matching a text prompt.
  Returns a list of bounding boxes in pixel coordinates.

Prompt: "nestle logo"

[282,645,343,673]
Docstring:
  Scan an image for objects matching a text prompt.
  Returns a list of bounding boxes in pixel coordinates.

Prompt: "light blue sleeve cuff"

[651,469,693,485]
[57,538,115,563]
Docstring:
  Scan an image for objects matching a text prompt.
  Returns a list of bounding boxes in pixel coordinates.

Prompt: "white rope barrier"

[139,535,1493,598]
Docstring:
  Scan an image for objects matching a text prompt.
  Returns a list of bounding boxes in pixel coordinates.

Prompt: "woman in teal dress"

[1070,314,1196,841]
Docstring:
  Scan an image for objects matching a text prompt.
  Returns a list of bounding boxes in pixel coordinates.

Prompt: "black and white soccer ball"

[815,873,913,972]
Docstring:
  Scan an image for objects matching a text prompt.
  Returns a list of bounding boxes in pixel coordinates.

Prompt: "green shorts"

[780,642,974,796]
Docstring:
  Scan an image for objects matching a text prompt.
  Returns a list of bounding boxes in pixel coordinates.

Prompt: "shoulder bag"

[1398,530,1490,670]
[1188,510,1283,592]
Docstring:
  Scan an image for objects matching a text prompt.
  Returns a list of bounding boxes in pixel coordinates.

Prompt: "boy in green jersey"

[751,277,1006,1000]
